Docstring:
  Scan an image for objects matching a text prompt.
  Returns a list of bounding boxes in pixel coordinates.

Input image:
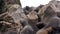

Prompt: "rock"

[38,4,49,22]
[0,21,11,32]
[36,27,52,34]
[0,21,21,34]
[0,0,60,34]
[28,19,39,32]
[38,2,60,28]
[0,0,5,14]
[36,29,48,34]
[23,6,31,15]
[56,12,60,18]
[49,27,60,34]
[36,1,60,34]
[38,4,57,24]
[4,28,19,34]
[23,6,35,15]
[41,5,60,28]
[8,4,27,23]
[20,23,23,31]
[36,23,45,29]
[0,0,21,14]
[20,25,35,34]
[7,4,28,27]
[0,0,22,34]
[34,5,44,13]
[27,11,38,20]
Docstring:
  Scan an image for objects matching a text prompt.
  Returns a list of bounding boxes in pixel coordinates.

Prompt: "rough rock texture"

[0,0,21,14]
[20,25,35,34]
[1,0,60,34]
[0,0,23,34]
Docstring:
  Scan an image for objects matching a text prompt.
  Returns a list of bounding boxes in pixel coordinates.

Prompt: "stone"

[0,0,22,34]
[36,27,52,34]
[27,11,38,20]
[0,0,21,14]
[20,25,35,34]
[36,29,48,34]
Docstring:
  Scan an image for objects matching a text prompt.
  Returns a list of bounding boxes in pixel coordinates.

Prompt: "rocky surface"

[0,0,60,34]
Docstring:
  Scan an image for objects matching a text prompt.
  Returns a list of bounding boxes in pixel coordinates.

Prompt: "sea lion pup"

[36,5,60,34]
[20,25,35,34]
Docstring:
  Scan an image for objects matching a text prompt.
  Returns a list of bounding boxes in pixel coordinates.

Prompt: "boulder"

[20,25,35,34]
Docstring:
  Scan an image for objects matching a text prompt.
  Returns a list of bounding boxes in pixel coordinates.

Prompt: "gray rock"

[20,25,35,34]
